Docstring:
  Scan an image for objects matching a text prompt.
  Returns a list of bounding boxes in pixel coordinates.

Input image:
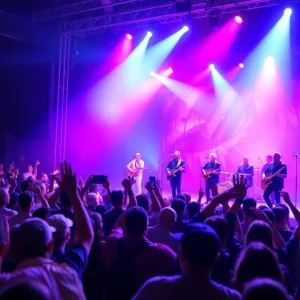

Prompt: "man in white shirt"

[0,188,17,218]
[22,160,40,181]
[127,153,145,195]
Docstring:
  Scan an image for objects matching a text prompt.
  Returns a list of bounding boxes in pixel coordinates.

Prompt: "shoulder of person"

[132,275,180,300]
[211,280,242,299]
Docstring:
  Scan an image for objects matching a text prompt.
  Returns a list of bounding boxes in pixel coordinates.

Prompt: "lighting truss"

[0,10,25,41]
[35,0,288,36]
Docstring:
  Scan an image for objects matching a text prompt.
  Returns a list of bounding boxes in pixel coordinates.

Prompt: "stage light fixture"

[209,64,215,70]
[147,31,153,37]
[284,8,292,16]
[235,16,243,24]
[239,63,244,69]
[150,71,155,76]
[126,34,133,40]
[183,26,189,32]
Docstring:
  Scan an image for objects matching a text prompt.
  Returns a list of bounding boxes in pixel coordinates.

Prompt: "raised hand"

[30,182,42,197]
[51,169,60,176]
[145,182,152,192]
[227,174,247,199]
[57,161,78,196]
[102,178,111,190]
[122,178,132,191]
[280,191,291,204]
[35,160,40,166]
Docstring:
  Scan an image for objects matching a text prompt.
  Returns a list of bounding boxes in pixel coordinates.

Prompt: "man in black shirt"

[202,153,221,204]
[166,151,186,198]
[263,152,287,208]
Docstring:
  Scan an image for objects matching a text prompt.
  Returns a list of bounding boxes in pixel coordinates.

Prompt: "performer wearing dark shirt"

[261,154,273,176]
[237,156,254,188]
[263,152,287,208]
[166,151,186,198]
[202,153,221,204]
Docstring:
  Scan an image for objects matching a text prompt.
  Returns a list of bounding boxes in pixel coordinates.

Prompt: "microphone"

[293,152,298,157]
[171,154,175,156]
[258,156,263,163]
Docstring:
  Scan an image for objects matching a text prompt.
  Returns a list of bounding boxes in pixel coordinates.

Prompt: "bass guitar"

[261,166,286,190]
[167,164,189,181]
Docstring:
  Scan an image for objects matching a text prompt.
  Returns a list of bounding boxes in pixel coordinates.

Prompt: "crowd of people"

[0,159,299,300]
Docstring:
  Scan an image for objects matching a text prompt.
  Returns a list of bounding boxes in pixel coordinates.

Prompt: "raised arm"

[122,179,137,208]
[33,160,40,177]
[58,161,94,254]
[145,182,161,213]
[280,191,300,225]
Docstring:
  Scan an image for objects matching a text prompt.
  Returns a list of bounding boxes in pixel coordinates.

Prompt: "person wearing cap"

[133,223,241,300]
[127,153,145,195]
[0,218,86,299]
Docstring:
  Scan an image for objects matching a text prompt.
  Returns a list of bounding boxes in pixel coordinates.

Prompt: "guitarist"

[127,153,145,195]
[166,151,186,198]
[262,152,287,208]
[202,153,221,204]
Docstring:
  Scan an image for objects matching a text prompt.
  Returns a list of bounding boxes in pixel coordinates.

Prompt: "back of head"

[187,202,200,218]
[0,280,51,300]
[263,209,275,224]
[136,194,150,211]
[171,199,185,217]
[32,207,51,220]
[243,278,289,300]
[87,193,99,207]
[182,193,191,205]
[6,192,18,209]
[12,218,54,260]
[243,198,257,219]
[159,207,177,230]
[245,220,274,249]
[111,190,124,208]
[205,216,228,245]
[233,242,283,291]
[176,194,186,202]
[18,191,34,210]
[181,223,220,270]
[257,204,270,211]
[125,207,148,236]
[0,188,9,206]
[20,181,30,192]
[272,207,286,225]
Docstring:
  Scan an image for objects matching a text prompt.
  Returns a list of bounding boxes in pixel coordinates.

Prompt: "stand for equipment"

[294,153,298,208]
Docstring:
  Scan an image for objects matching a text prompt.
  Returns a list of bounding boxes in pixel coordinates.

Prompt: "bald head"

[87,193,99,207]
[0,188,9,206]
[159,207,177,230]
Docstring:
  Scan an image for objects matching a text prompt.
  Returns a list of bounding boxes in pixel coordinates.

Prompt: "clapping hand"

[227,174,247,199]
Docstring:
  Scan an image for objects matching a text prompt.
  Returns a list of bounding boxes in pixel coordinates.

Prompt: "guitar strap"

[177,159,181,168]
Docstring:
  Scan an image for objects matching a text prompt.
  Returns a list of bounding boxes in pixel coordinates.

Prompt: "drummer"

[237,156,254,189]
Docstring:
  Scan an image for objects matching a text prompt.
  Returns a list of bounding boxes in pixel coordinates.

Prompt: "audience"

[0,159,300,300]
[147,207,180,253]
[133,223,241,300]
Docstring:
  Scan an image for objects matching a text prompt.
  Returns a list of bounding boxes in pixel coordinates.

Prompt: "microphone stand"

[294,153,298,208]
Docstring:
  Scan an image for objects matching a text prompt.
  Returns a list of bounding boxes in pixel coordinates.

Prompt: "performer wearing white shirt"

[127,153,145,195]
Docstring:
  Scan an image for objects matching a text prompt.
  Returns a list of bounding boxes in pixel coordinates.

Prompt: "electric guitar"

[167,163,189,180]
[203,169,219,181]
[261,166,286,190]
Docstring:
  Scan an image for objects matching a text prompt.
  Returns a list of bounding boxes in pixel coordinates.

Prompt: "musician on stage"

[166,151,186,198]
[127,153,145,195]
[262,152,287,208]
[237,156,254,189]
[202,153,221,204]
[261,154,273,177]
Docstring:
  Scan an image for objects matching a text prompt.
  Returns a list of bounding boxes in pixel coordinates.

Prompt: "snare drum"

[217,181,233,194]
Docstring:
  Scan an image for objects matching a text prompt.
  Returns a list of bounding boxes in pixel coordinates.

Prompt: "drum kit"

[218,169,263,199]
